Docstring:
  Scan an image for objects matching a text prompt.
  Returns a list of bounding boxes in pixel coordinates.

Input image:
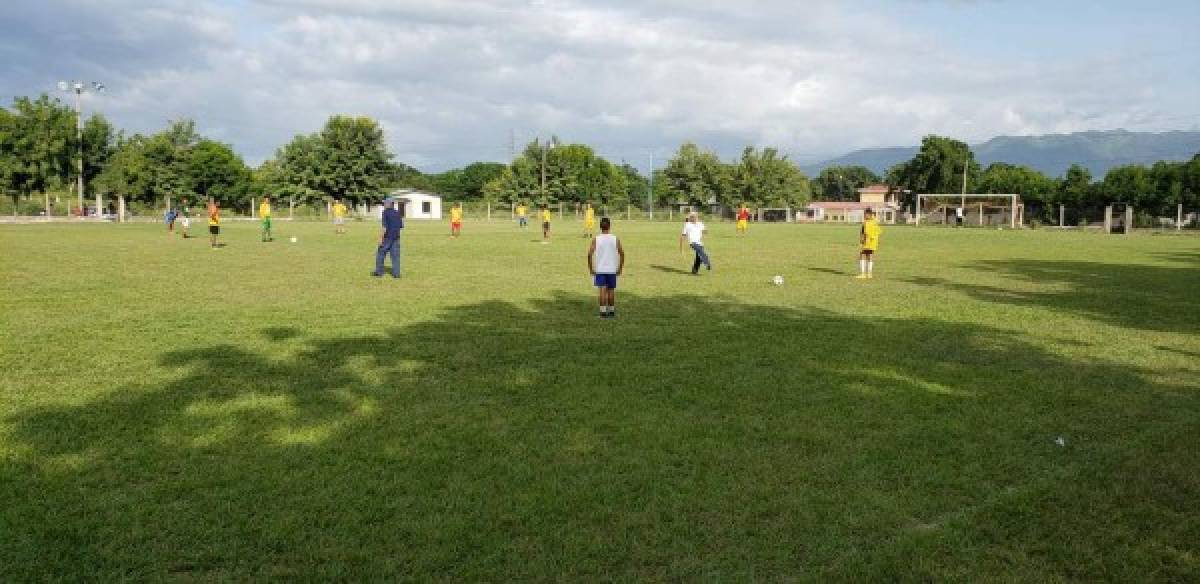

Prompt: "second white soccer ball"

[772,275,784,286]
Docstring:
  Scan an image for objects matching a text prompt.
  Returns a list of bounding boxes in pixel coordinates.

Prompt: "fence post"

[289,197,295,220]
[1059,204,1065,227]
[487,202,492,221]
[1103,205,1112,234]
[1124,205,1133,234]
[559,202,563,220]
[626,205,630,220]
[251,197,256,218]
[1178,203,1183,231]
[786,205,791,223]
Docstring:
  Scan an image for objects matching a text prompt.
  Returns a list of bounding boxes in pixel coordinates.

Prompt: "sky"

[3,0,1198,172]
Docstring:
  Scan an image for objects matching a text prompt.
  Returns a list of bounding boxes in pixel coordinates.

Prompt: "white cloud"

[2,0,1196,170]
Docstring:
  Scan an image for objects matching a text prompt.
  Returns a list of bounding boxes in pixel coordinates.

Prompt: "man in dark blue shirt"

[372,197,404,278]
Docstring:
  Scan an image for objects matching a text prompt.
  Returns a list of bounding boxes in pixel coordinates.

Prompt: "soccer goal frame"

[914,194,1022,229]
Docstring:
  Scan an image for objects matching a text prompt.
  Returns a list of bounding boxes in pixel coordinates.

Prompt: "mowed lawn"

[1,217,1198,581]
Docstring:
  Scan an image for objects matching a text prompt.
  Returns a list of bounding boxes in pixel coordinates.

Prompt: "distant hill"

[803,130,1200,178]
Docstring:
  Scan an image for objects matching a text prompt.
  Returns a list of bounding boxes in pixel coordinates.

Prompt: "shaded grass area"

[1,221,1198,580]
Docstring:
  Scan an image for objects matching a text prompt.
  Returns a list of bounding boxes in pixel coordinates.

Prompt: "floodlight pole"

[60,80,104,218]
[539,140,554,201]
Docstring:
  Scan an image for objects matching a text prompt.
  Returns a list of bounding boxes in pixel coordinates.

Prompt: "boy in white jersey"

[679,212,712,275]
[587,217,625,319]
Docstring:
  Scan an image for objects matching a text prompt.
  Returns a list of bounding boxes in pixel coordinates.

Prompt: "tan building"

[803,184,899,223]
[856,184,899,206]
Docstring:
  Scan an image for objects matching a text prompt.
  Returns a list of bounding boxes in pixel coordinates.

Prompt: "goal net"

[915,194,1022,228]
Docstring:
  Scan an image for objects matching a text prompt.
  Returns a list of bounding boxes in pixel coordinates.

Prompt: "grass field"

[2,218,1198,580]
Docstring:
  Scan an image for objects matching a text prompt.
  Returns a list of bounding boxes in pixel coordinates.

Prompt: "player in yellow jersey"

[259,196,273,242]
[583,202,596,238]
[332,197,349,234]
[856,208,882,279]
[736,204,751,236]
[540,205,552,243]
[450,203,463,238]
[515,202,528,228]
[207,199,221,249]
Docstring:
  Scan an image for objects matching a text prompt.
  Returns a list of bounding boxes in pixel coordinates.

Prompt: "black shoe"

[371,272,382,278]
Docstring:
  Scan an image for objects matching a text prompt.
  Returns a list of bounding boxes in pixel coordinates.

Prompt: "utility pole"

[648,150,654,220]
[960,154,969,212]
[59,80,105,217]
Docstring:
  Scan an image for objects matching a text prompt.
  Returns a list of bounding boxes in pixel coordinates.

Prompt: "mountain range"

[803,130,1200,178]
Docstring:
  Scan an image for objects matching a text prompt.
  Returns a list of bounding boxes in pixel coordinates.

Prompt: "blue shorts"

[593,273,617,289]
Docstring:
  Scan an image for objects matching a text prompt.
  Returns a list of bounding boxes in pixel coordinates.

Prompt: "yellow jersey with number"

[333,203,347,218]
[585,208,595,223]
[862,218,881,251]
[451,208,462,223]
[259,202,271,218]
[516,205,527,217]
[541,210,551,222]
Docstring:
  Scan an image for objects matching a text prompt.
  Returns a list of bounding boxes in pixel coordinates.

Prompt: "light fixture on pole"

[59,80,105,217]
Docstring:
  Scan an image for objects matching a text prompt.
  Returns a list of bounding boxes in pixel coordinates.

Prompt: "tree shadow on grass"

[904,259,1200,335]
[2,293,1198,580]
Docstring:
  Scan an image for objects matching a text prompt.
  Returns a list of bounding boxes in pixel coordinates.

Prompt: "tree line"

[3,93,1198,218]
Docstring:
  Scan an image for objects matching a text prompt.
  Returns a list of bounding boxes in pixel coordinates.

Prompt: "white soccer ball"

[290,236,298,243]
[772,275,784,286]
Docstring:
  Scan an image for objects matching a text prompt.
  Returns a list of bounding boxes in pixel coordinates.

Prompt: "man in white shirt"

[679,212,712,275]
[587,217,625,319]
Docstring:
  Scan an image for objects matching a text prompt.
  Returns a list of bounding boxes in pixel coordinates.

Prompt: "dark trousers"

[691,243,711,273]
[375,238,400,277]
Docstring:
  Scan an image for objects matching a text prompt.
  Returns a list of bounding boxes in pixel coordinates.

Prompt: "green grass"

[2,218,1198,580]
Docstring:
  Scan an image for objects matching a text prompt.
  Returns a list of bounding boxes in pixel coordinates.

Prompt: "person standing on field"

[372,197,403,278]
[516,201,528,228]
[332,198,349,234]
[259,196,274,242]
[207,199,221,249]
[588,217,624,319]
[583,202,596,238]
[541,204,552,243]
[450,202,463,238]
[680,212,712,275]
[736,204,751,236]
[856,208,882,279]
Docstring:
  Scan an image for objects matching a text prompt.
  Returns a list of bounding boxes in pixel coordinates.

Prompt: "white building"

[373,189,443,220]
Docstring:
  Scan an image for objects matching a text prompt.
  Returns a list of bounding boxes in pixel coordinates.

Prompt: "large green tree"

[3,95,75,213]
[262,116,393,206]
[813,165,880,201]
[977,163,1058,218]
[315,115,392,204]
[731,147,811,207]
[185,140,252,207]
[659,142,731,207]
[482,138,628,206]
[886,135,980,206]
[432,162,506,200]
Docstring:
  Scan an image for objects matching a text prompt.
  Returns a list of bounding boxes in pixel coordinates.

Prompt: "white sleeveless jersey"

[594,234,619,274]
